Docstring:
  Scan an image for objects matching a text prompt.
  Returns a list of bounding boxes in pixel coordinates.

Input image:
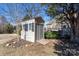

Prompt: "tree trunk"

[70,15,79,43]
[74,18,79,43]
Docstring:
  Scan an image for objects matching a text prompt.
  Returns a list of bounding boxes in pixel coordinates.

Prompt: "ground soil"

[0,34,59,56]
[0,34,79,56]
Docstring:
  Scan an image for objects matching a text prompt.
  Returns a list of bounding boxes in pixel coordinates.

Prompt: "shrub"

[45,31,53,39]
[44,31,60,39]
[4,23,14,33]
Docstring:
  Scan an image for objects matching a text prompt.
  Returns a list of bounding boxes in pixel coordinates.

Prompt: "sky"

[0,3,51,26]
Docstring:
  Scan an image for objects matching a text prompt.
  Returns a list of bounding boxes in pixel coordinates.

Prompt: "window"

[29,23,34,31]
[32,23,34,31]
[23,24,28,31]
[29,23,32,31]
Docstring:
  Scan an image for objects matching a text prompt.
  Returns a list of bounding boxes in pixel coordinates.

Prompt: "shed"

[21,17,44,42]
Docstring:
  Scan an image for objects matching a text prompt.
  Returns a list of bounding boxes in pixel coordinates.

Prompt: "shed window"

[32,23,34,31]
[29,23,34,31]
[29,23,32,31]
[23,24,28,31]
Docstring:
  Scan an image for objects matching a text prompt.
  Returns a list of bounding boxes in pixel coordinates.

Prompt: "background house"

[46,16,70,38]
[46,19,62,31]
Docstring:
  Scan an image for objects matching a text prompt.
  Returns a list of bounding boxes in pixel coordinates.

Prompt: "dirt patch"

[4,39,33,48]
[0,34,17,44]
[0,39,60,56]
[0,34,61,56]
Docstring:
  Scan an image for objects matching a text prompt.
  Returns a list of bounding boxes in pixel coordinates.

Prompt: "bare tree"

[0,3,43,39]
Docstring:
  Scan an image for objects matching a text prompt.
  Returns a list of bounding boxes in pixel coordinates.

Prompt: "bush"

[4,23,14,33]
[44,31,60,39]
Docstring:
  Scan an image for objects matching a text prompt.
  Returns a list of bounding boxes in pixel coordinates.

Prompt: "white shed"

[21,17,44,42]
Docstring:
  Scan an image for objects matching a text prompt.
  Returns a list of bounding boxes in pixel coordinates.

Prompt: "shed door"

[36,24,43,40]
[24,23,35,42]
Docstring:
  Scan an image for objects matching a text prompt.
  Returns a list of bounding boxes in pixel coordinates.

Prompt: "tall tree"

[45,3,79,43]
[22,3,43,21]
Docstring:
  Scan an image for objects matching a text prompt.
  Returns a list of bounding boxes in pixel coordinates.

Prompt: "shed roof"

[35,17,44,24]
[21,17,44,24]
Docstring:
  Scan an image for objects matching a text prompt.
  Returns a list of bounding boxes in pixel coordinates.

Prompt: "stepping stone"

[37,39,50,45]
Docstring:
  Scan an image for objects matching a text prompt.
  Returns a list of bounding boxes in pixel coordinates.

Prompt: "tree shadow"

[54,39,79,56]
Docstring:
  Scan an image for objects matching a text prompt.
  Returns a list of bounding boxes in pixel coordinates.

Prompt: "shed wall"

[21,18,44,42]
